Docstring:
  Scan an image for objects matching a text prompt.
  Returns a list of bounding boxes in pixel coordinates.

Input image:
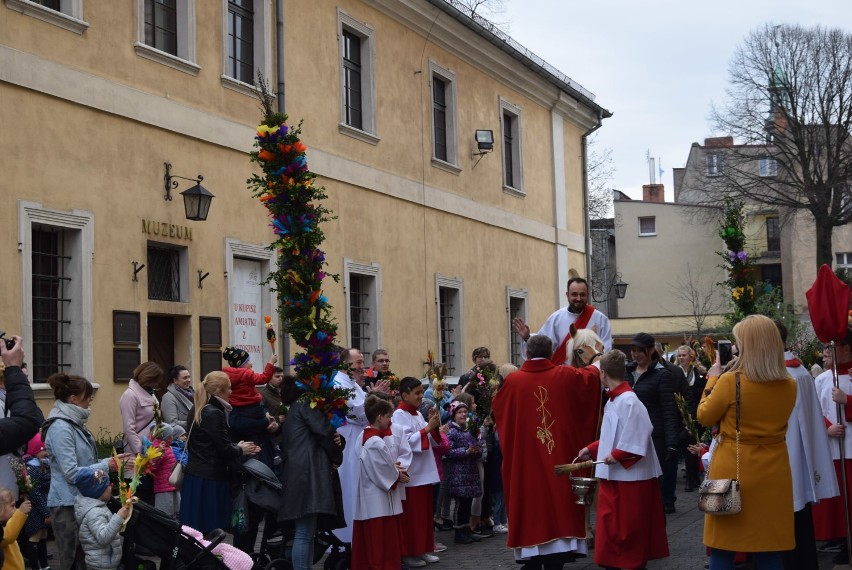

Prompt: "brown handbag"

[698,373,742,515]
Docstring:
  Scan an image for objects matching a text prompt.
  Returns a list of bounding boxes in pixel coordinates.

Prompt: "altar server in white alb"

[393,377,442,568]
[775,320,838,570]
[512,277,612,364]
[579,349,669,570]
[351,396,410,570]
[812,330,852,557]
[332,348,390,543]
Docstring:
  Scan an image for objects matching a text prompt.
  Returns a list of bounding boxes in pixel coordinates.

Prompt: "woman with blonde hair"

[698,314,797,569]
[179,371,260,534]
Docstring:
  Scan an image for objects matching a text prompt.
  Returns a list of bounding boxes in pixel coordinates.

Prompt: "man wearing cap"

[625,332,682,514]
[492,334,603,569]
[512,277,612,365]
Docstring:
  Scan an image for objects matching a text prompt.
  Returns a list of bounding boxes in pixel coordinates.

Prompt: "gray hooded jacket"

[74,496,124,570]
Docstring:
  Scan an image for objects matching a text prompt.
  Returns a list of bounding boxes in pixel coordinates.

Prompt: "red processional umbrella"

[806,263,852,561]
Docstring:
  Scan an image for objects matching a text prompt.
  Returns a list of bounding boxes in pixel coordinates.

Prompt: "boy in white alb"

[393,377,442,568]
[351,396,410,570]
[579,350,669,570]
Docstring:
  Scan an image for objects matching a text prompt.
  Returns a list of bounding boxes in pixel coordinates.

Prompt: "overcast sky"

[500,1,852,201]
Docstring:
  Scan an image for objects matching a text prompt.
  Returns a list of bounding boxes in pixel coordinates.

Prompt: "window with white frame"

[338,10,377,144]
[837,252,852,268]
[436,275,464,376]
[344,260,382,360]
[706,153,724,177]
[135,0,200,75]
[220,0,271,94]
[19,202,94,384]
[500,98,524,196]
[6,0,89,34]
[759,158,778,177]
[638,216,656,236]
[430,61,459,170]
[507,288,528,367]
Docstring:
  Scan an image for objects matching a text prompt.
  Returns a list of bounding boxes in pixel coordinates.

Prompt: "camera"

[0,332,15,351]
[718,340,733,366]
[113,438,125,454]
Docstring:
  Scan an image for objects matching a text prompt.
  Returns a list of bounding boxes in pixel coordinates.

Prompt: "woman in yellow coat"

[698,315,797,569]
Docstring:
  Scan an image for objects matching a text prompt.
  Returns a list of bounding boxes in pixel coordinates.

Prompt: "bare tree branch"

[669,264,729,337]
[683,24,852,267]
[587,134,615,220]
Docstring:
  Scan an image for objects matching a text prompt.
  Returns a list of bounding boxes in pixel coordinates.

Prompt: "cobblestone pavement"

[413,497,842,570]
[41,493,844,569]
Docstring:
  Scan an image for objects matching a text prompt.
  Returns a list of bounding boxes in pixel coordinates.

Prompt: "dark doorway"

[147,315,175,396]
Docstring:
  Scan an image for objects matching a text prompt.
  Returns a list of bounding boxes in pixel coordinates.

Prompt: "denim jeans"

[291,513,318,570]
[492,490,507,526]
[710,548,783,570]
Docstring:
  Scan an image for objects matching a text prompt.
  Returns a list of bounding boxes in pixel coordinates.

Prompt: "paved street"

[421,494,842,570]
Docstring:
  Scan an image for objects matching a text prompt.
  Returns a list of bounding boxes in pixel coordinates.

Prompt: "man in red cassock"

[492,335,602,570]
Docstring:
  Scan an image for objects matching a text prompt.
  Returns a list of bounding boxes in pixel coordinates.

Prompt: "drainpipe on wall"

[276,0,289,371]
[276,0,285,113]
[582,109,605,281]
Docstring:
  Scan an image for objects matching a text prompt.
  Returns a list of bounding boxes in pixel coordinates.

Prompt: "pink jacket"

[120,380,156,454]
[431,431,450,479]
[151,441,177,494]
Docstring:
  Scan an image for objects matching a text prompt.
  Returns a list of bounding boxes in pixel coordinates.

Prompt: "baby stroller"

[122,501,231,569]
[237,459,350,570]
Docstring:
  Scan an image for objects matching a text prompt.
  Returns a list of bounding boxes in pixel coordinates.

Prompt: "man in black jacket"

[0,335,44,455]
[626,333,681,514]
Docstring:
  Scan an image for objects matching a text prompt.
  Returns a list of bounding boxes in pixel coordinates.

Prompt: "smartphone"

[718,340,733,366]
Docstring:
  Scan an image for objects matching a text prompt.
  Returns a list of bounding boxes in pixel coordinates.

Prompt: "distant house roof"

[428,0,612,118]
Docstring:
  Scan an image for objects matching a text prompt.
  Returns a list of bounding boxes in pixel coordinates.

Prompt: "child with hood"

[74,467,131,570]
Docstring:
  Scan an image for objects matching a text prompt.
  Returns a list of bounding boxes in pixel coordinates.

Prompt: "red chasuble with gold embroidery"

[492,359,602,549]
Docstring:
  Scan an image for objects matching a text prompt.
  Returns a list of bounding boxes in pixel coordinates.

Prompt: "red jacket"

[225,363,275,407]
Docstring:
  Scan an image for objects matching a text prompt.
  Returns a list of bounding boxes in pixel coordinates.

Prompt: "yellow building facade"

[0,0,608,433]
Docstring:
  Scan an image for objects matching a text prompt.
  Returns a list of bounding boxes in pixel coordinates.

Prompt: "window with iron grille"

[342,29,363,130]
[766,216,781,252]
[344,260,381,358]
[144,0,178,56]
[348,273,371,355]
[227,0,254,83]
[147,244,180,301]
[508,293,527,367]
[32,228,71,383]
[438,288,457,375]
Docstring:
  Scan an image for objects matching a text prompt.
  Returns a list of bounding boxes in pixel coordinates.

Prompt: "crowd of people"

[0,275,851,570]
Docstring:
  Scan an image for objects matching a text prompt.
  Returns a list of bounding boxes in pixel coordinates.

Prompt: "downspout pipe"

[276,0,285,113]
[582,109,606,281]
[276,0,289,372]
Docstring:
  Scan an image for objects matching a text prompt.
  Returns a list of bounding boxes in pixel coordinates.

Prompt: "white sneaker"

[422,553,440,563]
[403,556,427,568]
[493,524,508,533]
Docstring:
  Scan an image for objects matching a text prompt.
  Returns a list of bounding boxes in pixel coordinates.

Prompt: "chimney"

[643,184,665,203]
[704,136,734,148]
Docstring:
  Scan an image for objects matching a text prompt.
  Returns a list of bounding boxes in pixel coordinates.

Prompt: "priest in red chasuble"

[492,334,603,569]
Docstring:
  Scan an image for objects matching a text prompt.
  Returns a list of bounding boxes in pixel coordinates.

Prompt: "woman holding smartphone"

[698,315,797,569]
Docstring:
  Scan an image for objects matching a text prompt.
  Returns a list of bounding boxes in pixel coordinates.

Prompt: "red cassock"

[813,459,852,540]
[492,359,602,549]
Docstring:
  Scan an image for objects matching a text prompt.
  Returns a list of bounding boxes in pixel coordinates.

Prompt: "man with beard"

[512,277,612,365]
